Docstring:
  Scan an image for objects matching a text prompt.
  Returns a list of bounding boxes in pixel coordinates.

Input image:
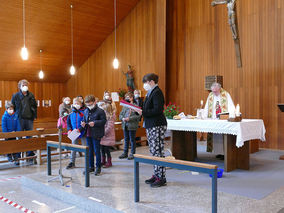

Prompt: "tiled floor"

[0,145,284,213]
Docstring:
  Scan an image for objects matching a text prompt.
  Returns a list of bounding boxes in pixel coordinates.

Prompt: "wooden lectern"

[278,104,284,160]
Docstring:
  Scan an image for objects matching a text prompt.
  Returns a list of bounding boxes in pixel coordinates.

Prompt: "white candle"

[235,104,240,117]
[200,100,203,107]
[229,110,236,118]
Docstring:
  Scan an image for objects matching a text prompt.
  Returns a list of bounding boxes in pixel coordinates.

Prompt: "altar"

[167,119,266,172]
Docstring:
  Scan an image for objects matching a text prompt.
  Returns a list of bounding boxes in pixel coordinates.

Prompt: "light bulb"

[39,70,44,79]
[113,58,119,69]
[21,46,28,60]
[70,65,76,75]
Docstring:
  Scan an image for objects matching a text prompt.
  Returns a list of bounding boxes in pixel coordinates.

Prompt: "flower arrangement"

[118,88,127,98]
[164,102,180,119]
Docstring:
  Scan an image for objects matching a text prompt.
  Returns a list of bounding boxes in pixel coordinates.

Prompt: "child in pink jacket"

[100,102,116,168]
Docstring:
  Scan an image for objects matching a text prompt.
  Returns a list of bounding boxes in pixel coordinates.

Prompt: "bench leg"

[85,149,90,187]
[37,150,42,165]
[134,161,140,202]
[47,146,51,176]
[211,169,217,213]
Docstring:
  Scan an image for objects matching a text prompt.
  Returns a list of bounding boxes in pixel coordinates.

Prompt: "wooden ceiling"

[0,0,139,83]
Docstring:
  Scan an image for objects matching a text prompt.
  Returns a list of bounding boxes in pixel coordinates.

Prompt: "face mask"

[21,86,28,92]
[143,83,151,91]
[74,104,81,110]
[64,101,70,105]
[104,95,110,100]
[87,105,95,110]
[134,94,140,98]
[7,109,14,115]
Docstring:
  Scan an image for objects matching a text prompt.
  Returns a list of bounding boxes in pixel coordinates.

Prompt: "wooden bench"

[0,128,71,165]
[133,154,218,213]
[46,141,90,187]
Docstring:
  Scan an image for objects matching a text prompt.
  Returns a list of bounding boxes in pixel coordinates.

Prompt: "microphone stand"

[48,125,72,186]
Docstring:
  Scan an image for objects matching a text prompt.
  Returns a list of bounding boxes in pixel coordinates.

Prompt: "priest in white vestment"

[203,83,235,157]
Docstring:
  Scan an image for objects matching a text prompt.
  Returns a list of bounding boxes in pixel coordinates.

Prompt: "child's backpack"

[57,116,68,135]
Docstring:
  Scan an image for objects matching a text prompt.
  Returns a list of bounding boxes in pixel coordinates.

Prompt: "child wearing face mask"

[119,92,141,160]
[65,97,86,169]
[103,91,117,114]
[1,102,21,165]
[77,95,86,110]
[59,97,72,117]
[133,90,143,108]
[80,95,106,176]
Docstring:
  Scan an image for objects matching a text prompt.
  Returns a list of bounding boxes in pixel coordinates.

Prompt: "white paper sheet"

[111,92,120,102]
[67,129,80,141]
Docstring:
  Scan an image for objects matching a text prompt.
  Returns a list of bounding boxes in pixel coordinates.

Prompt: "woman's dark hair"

[142,73,159,84]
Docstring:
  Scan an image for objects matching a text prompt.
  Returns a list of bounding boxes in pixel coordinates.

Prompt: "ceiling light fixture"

[20,0,28,60]
[112,0,119,69]
[69,4,76,75]
[39,49,44,79]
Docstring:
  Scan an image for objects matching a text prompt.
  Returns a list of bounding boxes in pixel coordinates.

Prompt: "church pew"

[0,128,71,165]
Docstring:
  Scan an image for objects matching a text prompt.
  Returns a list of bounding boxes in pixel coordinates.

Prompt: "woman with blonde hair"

[99,102,116,167]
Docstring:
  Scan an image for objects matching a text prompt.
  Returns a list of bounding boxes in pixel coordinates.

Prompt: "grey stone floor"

[0,145,284,213]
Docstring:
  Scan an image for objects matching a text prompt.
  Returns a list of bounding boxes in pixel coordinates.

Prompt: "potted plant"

[164,102,180,119]
[118,88,127,98]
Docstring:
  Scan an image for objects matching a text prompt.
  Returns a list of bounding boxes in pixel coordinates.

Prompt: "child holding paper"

[80,95,106,176]
[119,92,141,160]
[66,97,86,169]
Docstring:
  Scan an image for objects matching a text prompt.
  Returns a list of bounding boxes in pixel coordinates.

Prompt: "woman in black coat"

[141,73,167,188]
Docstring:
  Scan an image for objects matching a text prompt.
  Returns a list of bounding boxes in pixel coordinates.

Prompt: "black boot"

[145,175,156,184]
[83,167,94,175]
[95,167,101,176]
[119,153,128,159]
[150,177,167,188]
[66,162,75,169]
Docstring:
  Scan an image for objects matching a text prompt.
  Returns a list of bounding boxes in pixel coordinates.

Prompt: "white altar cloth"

[167,119,266,148]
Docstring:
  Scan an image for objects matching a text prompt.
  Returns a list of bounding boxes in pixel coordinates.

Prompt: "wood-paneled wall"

[166,0,284,149]
[65,0,166,99]
[0,80,65,121]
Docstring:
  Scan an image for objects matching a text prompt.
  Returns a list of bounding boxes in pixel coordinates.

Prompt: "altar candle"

[200,100,203,107]
[235,104,240,117]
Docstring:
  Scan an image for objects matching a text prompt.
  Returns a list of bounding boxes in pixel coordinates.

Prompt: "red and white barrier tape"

[0,176,22,182]
[0,195,34,213]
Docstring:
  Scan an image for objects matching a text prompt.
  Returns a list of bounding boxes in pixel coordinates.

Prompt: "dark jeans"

[86,137,101,168]
[123,127,136,155]
[6,138,21,160]
[101,145,111,158]
[19,119,35,157]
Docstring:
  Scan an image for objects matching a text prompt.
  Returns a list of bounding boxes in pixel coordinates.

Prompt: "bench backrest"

[0,128,70,155]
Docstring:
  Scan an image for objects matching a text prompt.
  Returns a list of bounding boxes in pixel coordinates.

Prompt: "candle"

[229,110,236,118]
[200,100,203,107]
[235,104,240,117]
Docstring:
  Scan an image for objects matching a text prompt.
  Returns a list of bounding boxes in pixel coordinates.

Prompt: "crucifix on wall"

[211,0,242,68]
